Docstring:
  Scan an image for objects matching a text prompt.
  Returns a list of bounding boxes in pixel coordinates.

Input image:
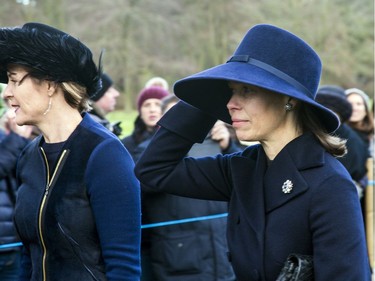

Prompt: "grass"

[107,110,138,138]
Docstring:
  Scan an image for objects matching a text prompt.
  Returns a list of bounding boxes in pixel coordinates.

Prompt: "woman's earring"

[43,97,52,115]
[284,97,293,111]
[284,102,293,111]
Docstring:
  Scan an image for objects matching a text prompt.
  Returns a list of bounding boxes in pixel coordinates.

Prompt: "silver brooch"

[282,180,293,194]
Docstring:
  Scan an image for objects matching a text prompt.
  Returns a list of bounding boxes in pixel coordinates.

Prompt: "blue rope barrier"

[0,213,228,250]
[2,177,375,251]
[0,242,23,250]
[141,212,228,229]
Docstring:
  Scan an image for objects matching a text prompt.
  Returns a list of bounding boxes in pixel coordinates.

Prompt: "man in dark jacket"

[141,94,242,281]
[0,110,33,280]
[89,73,122,136]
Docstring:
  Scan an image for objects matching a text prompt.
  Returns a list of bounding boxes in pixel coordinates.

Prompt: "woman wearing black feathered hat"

[0,22,141,280]
[135,24,371,280]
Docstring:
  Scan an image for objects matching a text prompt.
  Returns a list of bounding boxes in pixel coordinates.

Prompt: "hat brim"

[174,62,339,133]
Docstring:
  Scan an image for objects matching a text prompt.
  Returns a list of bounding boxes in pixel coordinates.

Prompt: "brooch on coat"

[282,180,293,194]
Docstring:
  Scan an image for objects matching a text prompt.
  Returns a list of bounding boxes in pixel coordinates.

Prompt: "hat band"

[227,55,313,99]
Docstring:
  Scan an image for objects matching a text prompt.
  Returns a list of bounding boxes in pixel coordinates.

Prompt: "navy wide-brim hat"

[174,24,339,133]
[0,22,102,98]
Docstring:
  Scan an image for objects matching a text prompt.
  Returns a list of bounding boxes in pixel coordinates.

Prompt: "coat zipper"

[39,148,68,281]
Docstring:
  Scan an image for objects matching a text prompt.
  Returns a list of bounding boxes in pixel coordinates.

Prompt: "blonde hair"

[61,82,91,113]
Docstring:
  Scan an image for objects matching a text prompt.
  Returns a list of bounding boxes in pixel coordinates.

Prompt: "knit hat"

[316,85,352,122]
[91,73,113,101]
[345,88,371,110]
[145,76,169,91]
[137,86,169,111]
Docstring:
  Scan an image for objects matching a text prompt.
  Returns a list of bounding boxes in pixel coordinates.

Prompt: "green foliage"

[107,110,138,138]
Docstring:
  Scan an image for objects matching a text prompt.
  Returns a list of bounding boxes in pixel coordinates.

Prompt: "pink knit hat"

[137,86,169,111]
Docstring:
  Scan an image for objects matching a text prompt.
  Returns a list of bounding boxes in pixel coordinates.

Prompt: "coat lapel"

[264,155,308,213]
[264,133,325,213]
[231,147,268,236]
[230,133,326,222]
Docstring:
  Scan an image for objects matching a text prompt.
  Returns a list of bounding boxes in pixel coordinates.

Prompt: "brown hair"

[347,94,374,140]
[297,103,347,157]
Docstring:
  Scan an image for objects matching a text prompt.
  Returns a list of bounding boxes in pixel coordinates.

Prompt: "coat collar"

[231,133,325,224]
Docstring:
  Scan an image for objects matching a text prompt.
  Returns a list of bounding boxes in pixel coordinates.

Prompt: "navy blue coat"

[14,113,141,281]
[135,101,371,281]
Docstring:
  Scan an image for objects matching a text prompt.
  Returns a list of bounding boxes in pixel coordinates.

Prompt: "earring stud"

[285,103,293,111]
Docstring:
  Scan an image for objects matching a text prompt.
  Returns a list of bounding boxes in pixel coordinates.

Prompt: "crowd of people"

[0,21,373,281]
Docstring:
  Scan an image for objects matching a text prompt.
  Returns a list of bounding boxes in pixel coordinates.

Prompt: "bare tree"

[0,0,373,110]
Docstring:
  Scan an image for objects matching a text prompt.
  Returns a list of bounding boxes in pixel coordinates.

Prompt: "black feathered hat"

[0,22,102,98]
[91,73,113,102]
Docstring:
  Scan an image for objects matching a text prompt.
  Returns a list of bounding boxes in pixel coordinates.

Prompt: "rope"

[0,212,228,250]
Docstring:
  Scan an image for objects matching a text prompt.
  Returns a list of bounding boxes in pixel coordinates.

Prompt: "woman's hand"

[210,120,231,150]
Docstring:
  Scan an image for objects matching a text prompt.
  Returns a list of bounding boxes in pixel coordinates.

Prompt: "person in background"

[121,85,169,281]
[135,24,371,280]
[345,87,374,157]
[0,109,33,281]
[344,87,374,234]
[140,93,238,281]
[316,85,369,200]
[144,76,169,92]
[0,22,141,281]
[121,86,169,162]
[89,73,122,136]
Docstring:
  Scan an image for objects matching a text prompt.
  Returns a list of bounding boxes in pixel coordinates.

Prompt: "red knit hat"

[137,86,169,111]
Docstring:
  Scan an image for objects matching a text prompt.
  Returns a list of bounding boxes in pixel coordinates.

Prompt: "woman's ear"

[46,81,58,96]
[286,97,299,108]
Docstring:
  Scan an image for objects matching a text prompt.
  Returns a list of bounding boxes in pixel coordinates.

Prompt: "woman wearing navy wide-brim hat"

[135,24,371,280]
